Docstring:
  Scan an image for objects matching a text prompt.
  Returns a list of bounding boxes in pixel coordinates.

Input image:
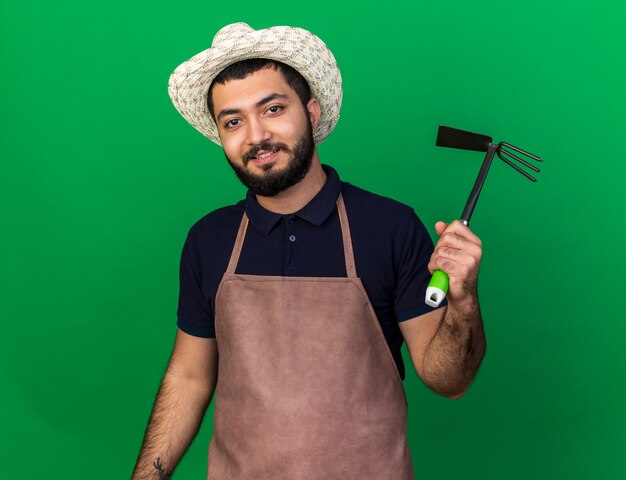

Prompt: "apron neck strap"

[226,213,249,274]
[226,193,357,278]
[336,193,357,278]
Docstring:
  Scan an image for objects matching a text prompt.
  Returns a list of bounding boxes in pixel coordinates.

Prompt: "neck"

[256,153,326,214]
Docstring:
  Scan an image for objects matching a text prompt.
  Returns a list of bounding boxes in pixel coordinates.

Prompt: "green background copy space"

[1,0,624,478]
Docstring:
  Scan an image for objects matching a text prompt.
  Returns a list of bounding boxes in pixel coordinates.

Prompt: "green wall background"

[1,0,625,478]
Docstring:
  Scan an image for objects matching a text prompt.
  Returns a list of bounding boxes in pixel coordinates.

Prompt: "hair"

[206,59,312,121]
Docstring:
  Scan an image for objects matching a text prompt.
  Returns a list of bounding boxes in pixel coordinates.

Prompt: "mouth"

[249,147,280,165]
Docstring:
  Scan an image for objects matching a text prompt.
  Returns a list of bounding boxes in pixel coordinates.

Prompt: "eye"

[224,118,240,128]
[266,105,283,114]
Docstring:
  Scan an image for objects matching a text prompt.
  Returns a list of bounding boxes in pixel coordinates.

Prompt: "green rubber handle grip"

[425,269,449,307]
[430,269,449,291]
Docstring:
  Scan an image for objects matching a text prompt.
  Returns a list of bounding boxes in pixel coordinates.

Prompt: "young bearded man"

[131,22,486,480]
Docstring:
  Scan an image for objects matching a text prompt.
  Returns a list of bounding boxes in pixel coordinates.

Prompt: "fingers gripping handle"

[425,269,449,307]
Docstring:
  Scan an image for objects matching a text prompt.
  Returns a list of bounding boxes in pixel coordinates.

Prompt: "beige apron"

[208,194,413,479]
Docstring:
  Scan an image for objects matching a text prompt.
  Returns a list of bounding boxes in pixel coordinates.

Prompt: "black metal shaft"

[460,143,498,225]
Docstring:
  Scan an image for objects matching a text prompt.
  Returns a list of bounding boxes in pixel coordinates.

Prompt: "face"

[210,67,320,197]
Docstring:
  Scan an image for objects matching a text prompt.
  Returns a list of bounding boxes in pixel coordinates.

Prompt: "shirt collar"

[245,164,342,236]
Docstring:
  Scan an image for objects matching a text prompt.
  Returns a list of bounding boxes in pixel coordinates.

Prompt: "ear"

[306,98,321,132]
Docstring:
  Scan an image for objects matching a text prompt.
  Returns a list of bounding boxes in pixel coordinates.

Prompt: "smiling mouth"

[252,148,279,160]
[247,148,281,166]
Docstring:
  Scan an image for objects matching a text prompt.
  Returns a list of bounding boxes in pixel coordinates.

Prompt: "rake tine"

[498,151,537,182]
[499,142,543,162]
[499,147,541,173]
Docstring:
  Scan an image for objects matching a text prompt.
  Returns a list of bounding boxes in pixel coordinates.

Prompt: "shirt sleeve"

[176,229,216,338]
[393,208,447,321]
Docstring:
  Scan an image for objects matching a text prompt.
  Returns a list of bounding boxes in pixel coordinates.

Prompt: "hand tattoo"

[153,458,170,480]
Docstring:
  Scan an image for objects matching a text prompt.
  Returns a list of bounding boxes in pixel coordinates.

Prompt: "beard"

[226,120,315,197]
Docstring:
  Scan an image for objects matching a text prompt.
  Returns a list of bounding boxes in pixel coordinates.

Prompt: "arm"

[399,220,486,399]
[131,329,218,479]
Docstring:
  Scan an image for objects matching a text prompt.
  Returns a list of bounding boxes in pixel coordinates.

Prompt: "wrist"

[447,294,479,319]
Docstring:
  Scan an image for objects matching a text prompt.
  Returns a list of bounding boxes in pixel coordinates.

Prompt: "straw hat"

[167,22,343,146]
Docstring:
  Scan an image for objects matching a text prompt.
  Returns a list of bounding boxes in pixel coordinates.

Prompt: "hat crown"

[211,22,254,47]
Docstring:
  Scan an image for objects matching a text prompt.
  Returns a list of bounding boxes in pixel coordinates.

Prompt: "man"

[132,23,486,480]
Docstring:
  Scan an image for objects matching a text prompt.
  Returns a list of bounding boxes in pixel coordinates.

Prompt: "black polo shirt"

[177,164,446,380]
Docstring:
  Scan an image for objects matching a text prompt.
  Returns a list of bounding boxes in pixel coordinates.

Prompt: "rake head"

[436,125,543,181]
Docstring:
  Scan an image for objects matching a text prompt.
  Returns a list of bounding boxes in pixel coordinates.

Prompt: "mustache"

[242,142,290,166]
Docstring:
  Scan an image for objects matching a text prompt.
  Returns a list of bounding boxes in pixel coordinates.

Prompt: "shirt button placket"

[286,216,297,274]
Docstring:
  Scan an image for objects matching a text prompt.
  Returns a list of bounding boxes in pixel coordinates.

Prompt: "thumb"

[435,221,448,236]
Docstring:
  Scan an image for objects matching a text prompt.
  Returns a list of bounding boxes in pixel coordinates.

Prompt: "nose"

[245,116,271,146]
